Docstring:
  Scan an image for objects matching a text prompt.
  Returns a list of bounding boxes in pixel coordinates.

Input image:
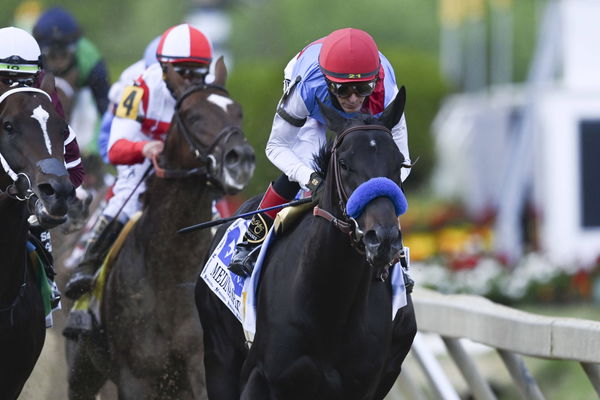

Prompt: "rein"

[313,124,404,281]
[316,124,392,234]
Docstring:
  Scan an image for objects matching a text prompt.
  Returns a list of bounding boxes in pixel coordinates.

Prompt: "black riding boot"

[228,212,273,277]
[64,215,124,300]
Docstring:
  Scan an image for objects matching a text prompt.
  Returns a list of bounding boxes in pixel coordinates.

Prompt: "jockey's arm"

[107,117,150,165]
[38,71,85,188]
[265,89,319,189]
[64,125,85,188]
[106,84,153,165]
[392,114,411,182]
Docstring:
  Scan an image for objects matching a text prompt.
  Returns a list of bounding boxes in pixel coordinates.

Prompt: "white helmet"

[0,27,42,76]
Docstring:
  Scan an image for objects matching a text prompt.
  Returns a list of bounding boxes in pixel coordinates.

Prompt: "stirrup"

[49,279,61,309]
[64,272,94,300]
[228,243,262,277]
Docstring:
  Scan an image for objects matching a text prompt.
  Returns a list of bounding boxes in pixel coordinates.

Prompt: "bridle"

[314,124,392,246]
[312,124,409,281]
[0,87,52,201]
[151,84,244,188]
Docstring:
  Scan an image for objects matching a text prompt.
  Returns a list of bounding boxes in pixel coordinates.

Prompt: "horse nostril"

[38,183,55,197]
[224,149,240,166]
[363,230,380,248]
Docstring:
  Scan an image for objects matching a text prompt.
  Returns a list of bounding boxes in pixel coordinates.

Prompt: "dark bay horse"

[0,76,76,400]
[196,88,417,400]
[66,57,255,400]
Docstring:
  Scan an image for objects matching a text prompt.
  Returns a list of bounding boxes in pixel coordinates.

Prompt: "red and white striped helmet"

[156,24,212,65]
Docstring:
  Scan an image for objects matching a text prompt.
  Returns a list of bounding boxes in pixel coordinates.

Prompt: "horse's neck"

[145,177,213,226]
[141,178,215,265]
[0,197,29,305]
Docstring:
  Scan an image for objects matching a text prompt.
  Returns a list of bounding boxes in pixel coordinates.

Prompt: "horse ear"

[40,71,56,95]
[213,56,227,87]
[163,63,187,98]
[377,86,406,130]
[317,97,347,134]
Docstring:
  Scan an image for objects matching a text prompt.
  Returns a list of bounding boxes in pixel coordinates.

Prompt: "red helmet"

[156,24,212,65]
[319,28,380,83]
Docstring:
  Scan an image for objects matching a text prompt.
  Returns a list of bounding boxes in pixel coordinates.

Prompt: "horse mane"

[311,140,333,177]
[311,112,381,178]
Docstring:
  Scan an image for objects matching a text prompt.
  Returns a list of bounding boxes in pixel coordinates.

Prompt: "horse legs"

[185,350,208,399]
[195,281,247,400]
[372,295,417,400]
[66,337,109,400]
[116,366,155,400]
[240,367,272,400]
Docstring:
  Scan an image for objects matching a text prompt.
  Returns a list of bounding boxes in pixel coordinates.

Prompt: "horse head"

[316,87,409,277]
[0,73,75,225]
[157,57,255,194]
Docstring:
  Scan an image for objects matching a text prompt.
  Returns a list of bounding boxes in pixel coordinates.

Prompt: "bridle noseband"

[152,84,244,187]
[314,124,392,244]
[0,86,52,201]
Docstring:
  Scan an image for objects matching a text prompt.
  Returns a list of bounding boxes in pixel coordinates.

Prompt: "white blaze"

[207,93,233,113]
[31,105,52,155]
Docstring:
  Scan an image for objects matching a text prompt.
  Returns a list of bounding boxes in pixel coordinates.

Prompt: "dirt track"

[18,310,117,400]
[18,312,70,400]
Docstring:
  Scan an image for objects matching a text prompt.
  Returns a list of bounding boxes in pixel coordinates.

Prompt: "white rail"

[386,288,600,400]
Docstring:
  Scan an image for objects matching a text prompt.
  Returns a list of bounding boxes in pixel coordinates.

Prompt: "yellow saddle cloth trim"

[73,211,143,320]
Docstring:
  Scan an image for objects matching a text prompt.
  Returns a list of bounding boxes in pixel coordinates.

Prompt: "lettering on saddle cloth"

[201,218,251,322]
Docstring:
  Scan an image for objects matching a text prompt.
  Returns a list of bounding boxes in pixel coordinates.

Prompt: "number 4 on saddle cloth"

[201,204,412,346]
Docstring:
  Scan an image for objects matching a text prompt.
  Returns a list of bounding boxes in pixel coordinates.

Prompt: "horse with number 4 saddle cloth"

[195,87,417,400]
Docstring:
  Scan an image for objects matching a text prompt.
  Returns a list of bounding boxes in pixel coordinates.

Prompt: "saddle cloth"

[201,217,408,345]
[26,241,58,328]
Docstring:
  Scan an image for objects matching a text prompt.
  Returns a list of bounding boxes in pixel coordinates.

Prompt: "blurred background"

[3,1,600,398]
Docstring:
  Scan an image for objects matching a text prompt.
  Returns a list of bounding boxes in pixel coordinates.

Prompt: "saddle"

[202,200,411,346]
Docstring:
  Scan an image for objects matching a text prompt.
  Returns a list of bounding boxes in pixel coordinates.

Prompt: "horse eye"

[3,121,13,132]
[339,159,348,170]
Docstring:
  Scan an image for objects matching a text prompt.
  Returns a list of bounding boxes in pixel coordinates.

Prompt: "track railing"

[386,287,600,400]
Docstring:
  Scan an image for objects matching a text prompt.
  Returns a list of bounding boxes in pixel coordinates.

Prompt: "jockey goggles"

[327,79,377,98]
[41,43,77,56]
[173,65,209,80]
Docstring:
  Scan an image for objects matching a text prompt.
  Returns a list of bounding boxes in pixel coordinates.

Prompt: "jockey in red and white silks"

[64,23,214,300]
[104,24,212,221]
[103,63,173,220]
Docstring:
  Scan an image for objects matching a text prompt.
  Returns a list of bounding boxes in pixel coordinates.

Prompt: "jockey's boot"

[64,215,124,300]
[228,183,287,277]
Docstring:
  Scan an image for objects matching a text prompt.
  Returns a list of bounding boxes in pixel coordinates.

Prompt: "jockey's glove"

[307,172,325,203]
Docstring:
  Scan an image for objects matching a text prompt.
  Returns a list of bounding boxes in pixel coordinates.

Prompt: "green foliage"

[2,0,186,81]
[380,47,449,190]
[227,59,283,196]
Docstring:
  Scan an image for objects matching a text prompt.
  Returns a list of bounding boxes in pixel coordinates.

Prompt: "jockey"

[98,36,160,163]
[64,24,213,300]
[33,7,110,117]
[0,26,86,305]
[228,27,412,277]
